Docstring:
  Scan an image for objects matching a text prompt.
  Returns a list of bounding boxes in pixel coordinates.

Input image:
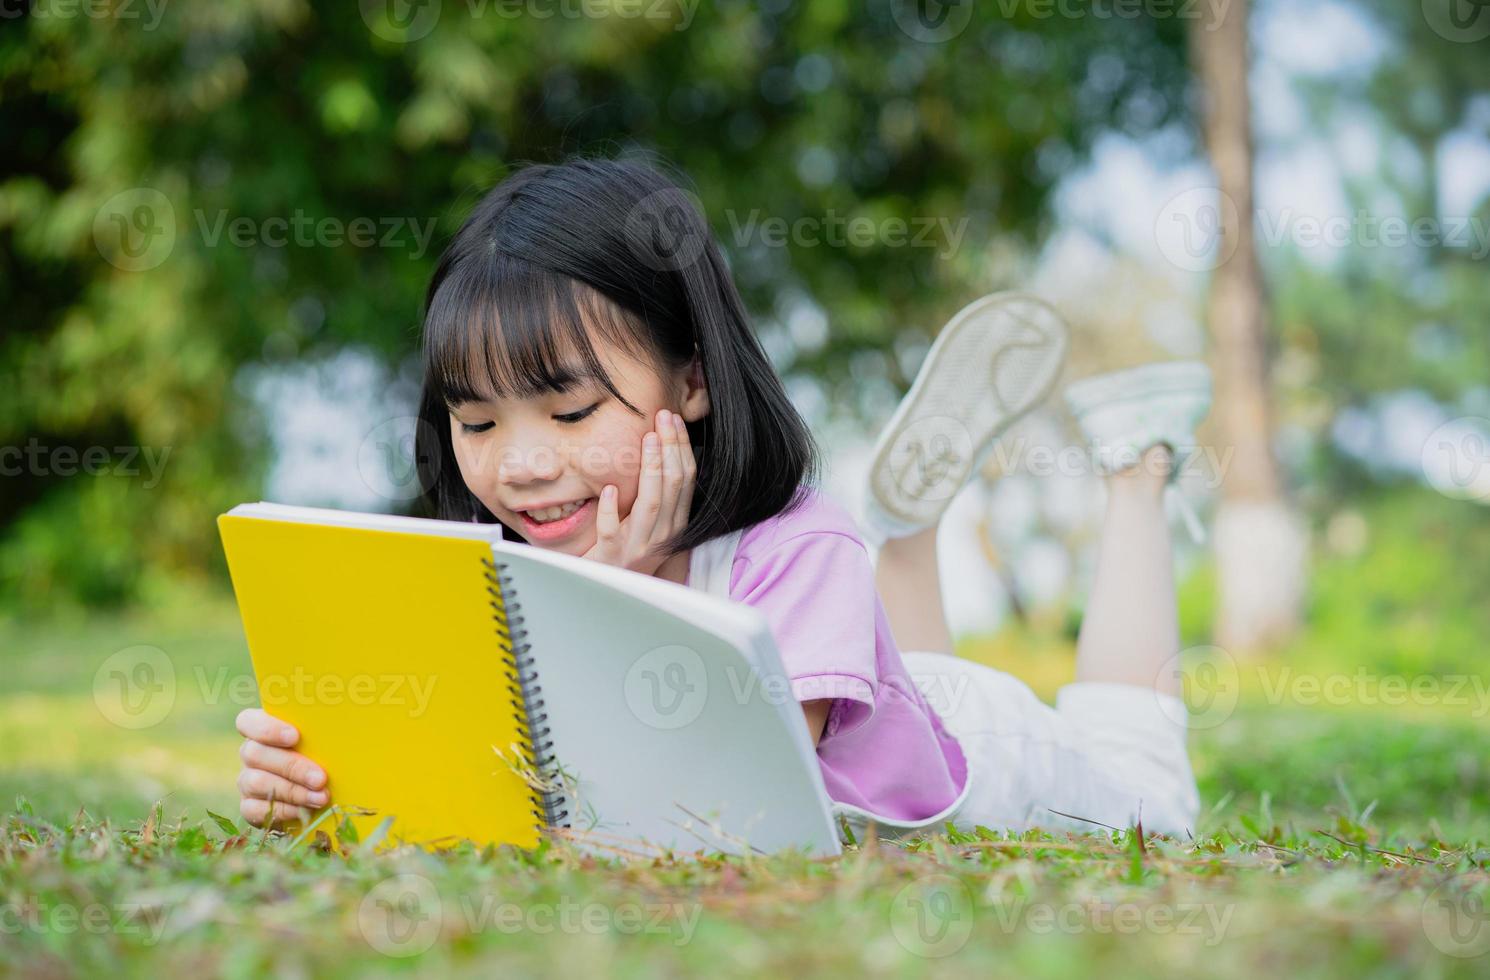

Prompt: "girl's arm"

[803,699,830,747]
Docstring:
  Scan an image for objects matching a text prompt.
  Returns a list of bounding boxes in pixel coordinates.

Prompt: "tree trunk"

[1192,0,1306,654]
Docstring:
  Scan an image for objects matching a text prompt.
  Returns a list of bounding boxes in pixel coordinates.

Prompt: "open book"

[217,502,842,857]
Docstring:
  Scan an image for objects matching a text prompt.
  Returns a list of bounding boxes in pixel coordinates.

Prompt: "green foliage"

[0,1,1189,608]
[1200,705,1489,843]
[1294,489,1490,678]
[1269,0,1490,495]
[1175,487,1490,674]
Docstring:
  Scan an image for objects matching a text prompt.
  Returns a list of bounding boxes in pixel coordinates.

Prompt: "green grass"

[2,488,1488,975]
[3,796,1487,976]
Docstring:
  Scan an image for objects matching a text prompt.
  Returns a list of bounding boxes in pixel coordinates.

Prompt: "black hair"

[414,156,820,558]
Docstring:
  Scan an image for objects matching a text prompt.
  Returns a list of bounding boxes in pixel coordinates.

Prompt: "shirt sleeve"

[730,531,879,735]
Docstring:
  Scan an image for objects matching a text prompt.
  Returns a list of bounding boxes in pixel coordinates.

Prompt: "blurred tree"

[1191,0,1305,654]
[0,0,1191,609]
[1273,0,1490,422]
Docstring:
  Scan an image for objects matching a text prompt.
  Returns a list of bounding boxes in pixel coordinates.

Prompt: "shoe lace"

[1167,484,1207,545]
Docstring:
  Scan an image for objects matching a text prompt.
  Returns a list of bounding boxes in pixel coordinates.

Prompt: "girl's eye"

[555,404,599,425]
[457,403,597,433]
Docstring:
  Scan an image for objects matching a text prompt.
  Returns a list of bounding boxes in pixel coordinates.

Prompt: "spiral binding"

[482,557,570,832]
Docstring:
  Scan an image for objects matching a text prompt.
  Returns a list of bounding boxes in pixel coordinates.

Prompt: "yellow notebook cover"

[218,513,541,849]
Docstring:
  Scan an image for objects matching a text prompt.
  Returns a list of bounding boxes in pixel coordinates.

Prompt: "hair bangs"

[423,252,653,412]
[416,157,820,558]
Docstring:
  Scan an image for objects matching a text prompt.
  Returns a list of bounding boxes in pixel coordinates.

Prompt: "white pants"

[834,652,1200,839]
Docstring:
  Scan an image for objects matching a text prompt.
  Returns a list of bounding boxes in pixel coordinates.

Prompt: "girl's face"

[447,331,708,557]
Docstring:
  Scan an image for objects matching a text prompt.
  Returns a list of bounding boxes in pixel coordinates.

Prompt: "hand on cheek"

[583,409,696,576]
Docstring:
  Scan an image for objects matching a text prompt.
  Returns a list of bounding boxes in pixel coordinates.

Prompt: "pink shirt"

[688,486,968,821]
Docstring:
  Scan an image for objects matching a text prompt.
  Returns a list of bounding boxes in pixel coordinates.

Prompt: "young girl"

[234,158,1207,839]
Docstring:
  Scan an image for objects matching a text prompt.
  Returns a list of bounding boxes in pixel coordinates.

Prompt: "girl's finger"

[238,740,327,790]
[238,767,329,808]
[659,412,683,522]
[240,797,305,829]
[594,484,620,553]
[673,415,695,525]
[236,708,298,748]
[674,415,696,482]
[629,429,664,548]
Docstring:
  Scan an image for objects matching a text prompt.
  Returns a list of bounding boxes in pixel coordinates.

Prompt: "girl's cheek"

[583,423,647,486]
[450,436,475,485]
[452,436,494,502]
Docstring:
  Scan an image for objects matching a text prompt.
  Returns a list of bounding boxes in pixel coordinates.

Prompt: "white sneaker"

[863,292,1069,543]
[1063,361,1213,542]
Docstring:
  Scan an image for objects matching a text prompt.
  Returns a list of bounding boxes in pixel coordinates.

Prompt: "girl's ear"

[678,349,710,423]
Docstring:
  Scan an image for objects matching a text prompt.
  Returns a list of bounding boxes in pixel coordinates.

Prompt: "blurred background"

[2,0,1487,839]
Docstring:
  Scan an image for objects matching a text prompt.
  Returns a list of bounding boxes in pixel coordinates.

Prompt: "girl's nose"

[493,440,564,484]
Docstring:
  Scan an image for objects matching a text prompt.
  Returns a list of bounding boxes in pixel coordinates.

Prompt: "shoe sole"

[867,292,1069,528]
[1063,361,1213,480]
[1064,361,1212,419]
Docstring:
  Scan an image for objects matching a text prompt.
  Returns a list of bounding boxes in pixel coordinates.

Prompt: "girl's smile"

[516,496,597,541]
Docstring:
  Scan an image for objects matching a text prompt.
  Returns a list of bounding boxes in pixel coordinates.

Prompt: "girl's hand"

[235,708,330,827]
[585,408,696,577]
